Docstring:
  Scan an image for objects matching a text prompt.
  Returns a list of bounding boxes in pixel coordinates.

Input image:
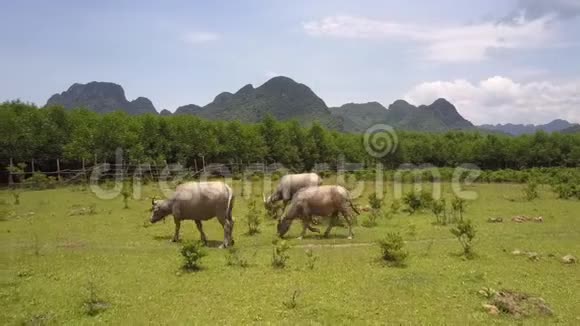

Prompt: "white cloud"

[303,15,559,62]
[404,76,580,124]
[182,31,220,44]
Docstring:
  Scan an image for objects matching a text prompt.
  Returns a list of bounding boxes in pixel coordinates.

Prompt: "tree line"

[1,101,580,175]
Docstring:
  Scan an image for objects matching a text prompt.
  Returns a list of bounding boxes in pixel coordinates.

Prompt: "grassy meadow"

[0,179,579,325]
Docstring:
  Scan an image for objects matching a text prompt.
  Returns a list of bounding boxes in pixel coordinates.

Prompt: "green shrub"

[431,199,448,225]
[305,248,318,270]
[450,219,476,258]
[552,183,577,200]
[368,192,383,210]
[83,281,109,316]
[390,199,401,214]
[121,182,132,209]
[24,173,57,189]
[451,196,466,221]
[272,240,290,269]
[12,191,20,205]
[180,241,207,271]
[523,181,539,201]
[225,247,249,268]
[403,191,433,214]
[245,199,261,235]
[378,233,408,266]
[403,192,422,214]
[283,290,300,309]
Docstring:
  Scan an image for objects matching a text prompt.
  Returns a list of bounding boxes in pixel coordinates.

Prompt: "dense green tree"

[1,102,579,173]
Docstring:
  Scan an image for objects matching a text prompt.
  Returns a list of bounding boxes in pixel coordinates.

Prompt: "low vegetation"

[1,181,579,324]
[271,240,290,269]
[450,219,477,258]
[245,199,261,235]
[378,232,408,266]
[180,241,207,271]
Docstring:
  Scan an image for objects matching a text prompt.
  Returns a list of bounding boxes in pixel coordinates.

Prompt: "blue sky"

[1,0,579,124]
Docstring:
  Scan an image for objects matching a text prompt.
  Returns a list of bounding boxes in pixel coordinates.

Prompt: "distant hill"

[46,82,157,115]
[330,98,474,132]
[175,76,342,129]
[479,119,576,135]
[44,78,574,135]
[329,102,389,133]
[560,124,580,134]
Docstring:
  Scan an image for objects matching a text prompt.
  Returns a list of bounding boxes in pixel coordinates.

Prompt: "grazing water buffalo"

[150,181,235,248]
[263,173,323,214]
[277,185,360,240]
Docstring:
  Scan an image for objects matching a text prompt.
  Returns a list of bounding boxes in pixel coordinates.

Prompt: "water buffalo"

[150,181,235,248]
[263,173,323,215]
[277,185,360,240]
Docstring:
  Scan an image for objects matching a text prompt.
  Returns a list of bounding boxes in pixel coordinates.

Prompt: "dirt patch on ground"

[484,289,553,318]
[56,240,86,249]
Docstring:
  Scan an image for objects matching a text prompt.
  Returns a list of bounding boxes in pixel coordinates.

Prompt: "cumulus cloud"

[182,31,219,44]
[303,14,559,62]
[404,76,580,124]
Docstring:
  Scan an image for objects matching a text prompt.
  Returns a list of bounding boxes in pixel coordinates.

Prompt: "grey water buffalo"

[263,173,323,214]
[277,185,360,240]
[150,181,235,248]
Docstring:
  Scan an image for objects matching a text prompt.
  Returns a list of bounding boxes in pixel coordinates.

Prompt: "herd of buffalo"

[150,173,360,248]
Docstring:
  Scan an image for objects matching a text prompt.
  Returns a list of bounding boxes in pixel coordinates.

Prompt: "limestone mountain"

[176,76,342,129]
[331,98,474,132]
[479,119,576,135]
[560,124,580,134]
[46,82,157,115]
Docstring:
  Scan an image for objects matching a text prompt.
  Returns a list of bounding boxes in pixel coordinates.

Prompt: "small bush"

[272,240,290,269]
[121,182,132,209]
[378,233,408,266]
[305,248,318,270]
[225,247,249,268]
[420,191,434,207]
[283,289,300,309]
[24,173,57,190]
[451,196,466,222]
[431,199,448,225]
[83,281,110,316]
[12,192,20,205]
[403,192,422,214]
[390,199,401,214]
[552,183,577,200]
[245,199,261,235]
[403,191,433,214]
[523,181,539,201]
[180,241,207,271]
[450,219,477,258]
[368,192,383,210]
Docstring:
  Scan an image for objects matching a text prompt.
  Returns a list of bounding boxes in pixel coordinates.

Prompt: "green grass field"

[1,181,579,325]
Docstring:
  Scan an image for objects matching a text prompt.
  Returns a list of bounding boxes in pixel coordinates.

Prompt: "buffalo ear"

[151,197,156,206]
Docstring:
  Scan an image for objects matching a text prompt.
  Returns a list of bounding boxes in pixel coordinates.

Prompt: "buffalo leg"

[172,218,181,242]
[323,214,338,238]
[194,220,208,245]
[342,211,354,240]
[217,217,233,248]
[297,218,310,240]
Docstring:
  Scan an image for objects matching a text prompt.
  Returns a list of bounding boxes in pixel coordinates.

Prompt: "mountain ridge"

[479,119,577,135]
[44,77,576,134]
[46,81,157,115]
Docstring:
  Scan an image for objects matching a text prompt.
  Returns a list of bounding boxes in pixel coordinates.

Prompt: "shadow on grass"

[152,235,173,241]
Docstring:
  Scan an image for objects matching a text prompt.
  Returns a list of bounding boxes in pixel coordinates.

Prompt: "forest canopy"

[1,101,580,172]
